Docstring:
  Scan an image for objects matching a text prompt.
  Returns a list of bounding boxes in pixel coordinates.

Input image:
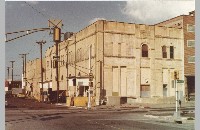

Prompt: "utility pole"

[19,54,25,89]
[10,61,15,81]
[24,53,28,86]
[54,27,61,103]
[88,45,93,109]
[19,53,28,91]
[36,40,46,102]
[19,54,25,75]
[7,67,10,80]
[48,19,62,104]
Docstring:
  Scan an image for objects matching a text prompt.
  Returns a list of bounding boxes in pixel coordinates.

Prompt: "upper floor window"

[188,56,195,63]
[187,40,195,47]
[47,61,49,68]
[142,44,148,57]
[187,24,195,32]
[118,43,121,56]
[170,46,174,59]
[162,46,167,58]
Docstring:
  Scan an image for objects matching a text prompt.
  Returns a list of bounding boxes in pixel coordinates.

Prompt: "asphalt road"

[5,97,194,130]
[6,109,194,130]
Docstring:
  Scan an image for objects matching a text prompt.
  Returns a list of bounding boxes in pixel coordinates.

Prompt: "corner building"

[45,20,184,105]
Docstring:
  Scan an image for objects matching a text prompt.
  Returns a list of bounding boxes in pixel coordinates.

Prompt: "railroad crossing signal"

[89,81,93,87]
[89,73,93,81]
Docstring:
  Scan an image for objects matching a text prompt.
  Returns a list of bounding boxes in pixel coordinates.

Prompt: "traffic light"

[89,73,93,81]
[53,27,61,42]
[174,70,179,80]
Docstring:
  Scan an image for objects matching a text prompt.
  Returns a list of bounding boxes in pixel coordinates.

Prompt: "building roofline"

[155,10,195,25]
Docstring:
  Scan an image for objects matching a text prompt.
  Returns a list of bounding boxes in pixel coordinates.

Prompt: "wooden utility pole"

[10,61,15,81]
[48,19,62,104]
[19,54,25,75]
[36,40,46,102]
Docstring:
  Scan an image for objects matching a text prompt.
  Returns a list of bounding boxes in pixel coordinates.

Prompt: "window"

[187,40,195,47]
[47,61,49,67]
[118,43,121,56]
[142,44,148,57]
[187,24,195,32]
[170,46,174,59]
[188,56,195,63]
[162,46,167,58]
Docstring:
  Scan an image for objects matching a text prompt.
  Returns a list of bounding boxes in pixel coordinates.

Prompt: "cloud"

[121,0,195,25]
[89,17,106,24]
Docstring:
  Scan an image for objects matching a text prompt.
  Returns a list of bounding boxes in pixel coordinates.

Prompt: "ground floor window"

[140,85,150,98]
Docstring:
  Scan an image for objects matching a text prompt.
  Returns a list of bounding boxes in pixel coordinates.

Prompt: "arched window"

[142,44,148,57]
[162,46,167,58]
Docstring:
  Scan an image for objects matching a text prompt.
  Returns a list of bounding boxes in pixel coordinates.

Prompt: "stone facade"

[27,20,185,104]
[43,20,184,104]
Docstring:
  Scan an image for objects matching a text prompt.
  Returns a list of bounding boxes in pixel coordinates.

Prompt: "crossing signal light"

[89,73,93,81]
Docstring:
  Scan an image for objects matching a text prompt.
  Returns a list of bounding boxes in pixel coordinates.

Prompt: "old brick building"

[156,11,195,100]
[42,20,184,105]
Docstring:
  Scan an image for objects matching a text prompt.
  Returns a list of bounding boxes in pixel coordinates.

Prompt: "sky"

[5,0,195,80]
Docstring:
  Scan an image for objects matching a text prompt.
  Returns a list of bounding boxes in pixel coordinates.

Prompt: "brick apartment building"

[156,11,195,101]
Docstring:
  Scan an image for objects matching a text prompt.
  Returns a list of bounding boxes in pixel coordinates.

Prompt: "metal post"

[175,79,178,113]
[88,45,92,109]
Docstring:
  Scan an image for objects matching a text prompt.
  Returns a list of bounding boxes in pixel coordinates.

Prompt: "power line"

[24,1,52,19]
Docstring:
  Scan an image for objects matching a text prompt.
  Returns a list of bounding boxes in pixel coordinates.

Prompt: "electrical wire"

[24,1,53,19]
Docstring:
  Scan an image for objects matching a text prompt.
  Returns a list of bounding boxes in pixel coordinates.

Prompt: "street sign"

[177,80,184,83]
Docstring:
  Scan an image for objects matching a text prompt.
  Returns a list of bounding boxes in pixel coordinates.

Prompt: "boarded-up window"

[112,66,119,95]
[47,61,49,68]
[140,85,150,98]
[170,46,174,59]
[120,66,127,96]
[118,43,121,56]
[142,44,148,57]
[105,42,113,56]
[162,46,167,58]
[113,43,118,56]
[126,43,133,56]
[163,69,168,84]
